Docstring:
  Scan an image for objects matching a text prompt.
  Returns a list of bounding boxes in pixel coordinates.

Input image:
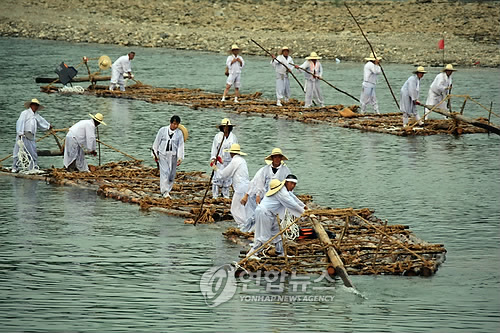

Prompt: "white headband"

[285,178,297,183]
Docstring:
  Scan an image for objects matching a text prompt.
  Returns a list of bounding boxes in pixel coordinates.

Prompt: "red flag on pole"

[438,39,445,50]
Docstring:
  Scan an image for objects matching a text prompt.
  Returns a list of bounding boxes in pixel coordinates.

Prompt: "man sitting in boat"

[247,175,306,259]
[64,113,106,172]
[12,98,52,173]
[109,52,135,91]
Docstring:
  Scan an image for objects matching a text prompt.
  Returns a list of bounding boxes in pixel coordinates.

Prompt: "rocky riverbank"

[1,0,499,67]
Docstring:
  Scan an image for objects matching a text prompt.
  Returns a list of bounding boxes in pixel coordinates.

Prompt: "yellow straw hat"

[413,66,427,74]
[218,118,234,127]
[98,55,112,70]
[305,52,322,60]
[264,147,288,161]
[278,46,291,55]
[89,113,107,126]
[179,124,188,142]
[224,143,247,155]
[24,98,44,110]
[231,44,240,50]
[365,52,382,61]
[442,64,457,72]
[266,179,285,197]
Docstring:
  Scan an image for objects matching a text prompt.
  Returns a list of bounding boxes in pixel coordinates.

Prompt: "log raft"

[1,161,447,277]
[37,81,496,137]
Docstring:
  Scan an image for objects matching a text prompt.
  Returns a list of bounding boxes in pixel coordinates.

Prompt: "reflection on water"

[0,37,499,332]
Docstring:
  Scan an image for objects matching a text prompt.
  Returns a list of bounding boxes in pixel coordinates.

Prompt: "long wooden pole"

[96,139,142,161]
[344,2,400,109]
[97,126,101,166]
[310,216,355,288]
[295,66,360,102]
[193,125,228,226]
[251,39,305,93]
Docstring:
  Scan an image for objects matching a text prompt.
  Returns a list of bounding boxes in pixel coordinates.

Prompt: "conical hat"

[179,124,188,142]
[224,143,247,155]
[413,66,427,74]
[365,52,382,61]
[89,113,107,126]
[442,64,457,72]
[264,147,288,161]
[98,55,112,70]
[305,52,322,60]
[24,98,44,110]
[266,179,285,197]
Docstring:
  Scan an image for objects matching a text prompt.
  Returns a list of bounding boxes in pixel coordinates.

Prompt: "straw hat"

[305,52,322,60]
[442,64,457,72]
[98,55,112,70]
[218,118,234,128]
[24,98,44,110]
[231,44,240,50]
[278,46,291,55]
[264,147,288,161]
[224,143,247,155]
[89,113,107,126]
[413,66,427,74]
[266,179,285,197]
[365,52,382,61]
[179,124,188,142]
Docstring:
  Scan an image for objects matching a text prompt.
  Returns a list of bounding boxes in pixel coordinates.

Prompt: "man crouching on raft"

[247,174,307,260]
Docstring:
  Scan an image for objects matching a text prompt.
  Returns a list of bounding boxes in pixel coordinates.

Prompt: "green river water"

[0,37,499,332]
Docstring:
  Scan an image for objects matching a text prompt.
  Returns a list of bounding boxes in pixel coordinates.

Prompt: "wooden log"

[422,104,500,135]
[310,217,355,288]
[37,149,64,156]
[35,76,111,83]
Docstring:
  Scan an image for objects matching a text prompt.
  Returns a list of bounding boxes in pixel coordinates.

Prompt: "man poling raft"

[360,52,382,115]
[271,46,295,107]
[424,64,457,120]
[64,113,107,172]
[12,98,52,173]
[295,52,324,108]
[211,143,255,229]
[400,66,427,127]
[210,118,238,199]
[109,51,135,91]
[246,175,307,260]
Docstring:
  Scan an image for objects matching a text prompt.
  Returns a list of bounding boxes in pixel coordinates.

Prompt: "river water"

[0,37,499,332]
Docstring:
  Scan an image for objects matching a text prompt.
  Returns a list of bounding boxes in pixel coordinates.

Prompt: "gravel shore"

[1,0,499,67]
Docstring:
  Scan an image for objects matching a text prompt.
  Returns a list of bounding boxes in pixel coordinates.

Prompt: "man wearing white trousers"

[64,113,106,172]
[210,118,238,199]
[152,115,185,198]
[424,64,456,120]
[296,52,324,108]
[12,98,51,173]
[212,143,254,229]
[109,52,135,91]
[222,44,244,103]
[271,46,294,106]
[360,52,382,114]
[400,66,426,127]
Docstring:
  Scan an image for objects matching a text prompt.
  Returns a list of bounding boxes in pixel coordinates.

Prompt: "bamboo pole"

[344,2,400,110]
[372,220,387,273]
[277,215,290,269]
[95,139,142,161]
[310,216,355,288]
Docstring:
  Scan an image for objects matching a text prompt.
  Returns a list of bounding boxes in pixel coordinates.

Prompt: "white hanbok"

[226,55,245,88]
[425,72,452,119]
[152,126,184,196]
[298,60,324,107]
[211,132,238,198]
[214,154,254,228]
[110,55,132,91]
[251,186,305,254]
[64,119,97,172]
[360,61,382,114]
[400,74,422,126]
[271,55,294,102]
[12,108,50,171]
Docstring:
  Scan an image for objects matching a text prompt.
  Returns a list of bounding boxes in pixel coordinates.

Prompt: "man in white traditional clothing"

[12,98,52,173]
[295,52,324,108]
[211,143,254,228]
[400,66,426,127]
[109,51,135,91]
[221,44,244,103]
[241,147,291,206]
[424,64,456,120]
[152,115,185,198]
[64,113,106,172]
[210,118,238,199]
[271,46,294,106]
[360,52,382,115]
[247,175,306,258]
